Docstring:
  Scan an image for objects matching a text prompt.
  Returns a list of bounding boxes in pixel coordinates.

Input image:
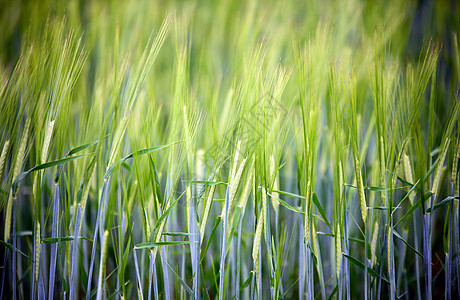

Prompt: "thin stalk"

[190,196,199,300]
[305,239,312,300]
[12,197,17,300]
[258,246,262,300]
[456,184,460,300]
[133,249,145,300]
[30,241,35,300]
[250,268,255,300]
[250,206,256,300]
[48,184,59,299]
[38,257,45,299]
[423,212,431,299]
[69,205,82,300]
[219,186,230,300]
[140,242,145,293]
[388,220,396,300]
[338,253,343,300]
[161,244,171,300]
[236,208,243,300]
[413,214,422,300]
[457,194,460,300]
[117,179,123,299]
[446,199,453,300]
[253,199,264,300]
[0,248,9,300]
[364,223,368,300]
[231,238,236,298]
[96,230,109,300]
[397,229,409,294]
[180,246,185,299]
[344,195,350,300]
[377,226,387,300]
[263,190,275,300]
[148,251,154,300]
[86,179,110,299]
[311,222,325,300]
[298,213,304,300]
[153,260,159,300]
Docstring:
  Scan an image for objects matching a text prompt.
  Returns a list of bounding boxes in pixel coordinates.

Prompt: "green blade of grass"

[134,241,196,250]
[104,141,183,179]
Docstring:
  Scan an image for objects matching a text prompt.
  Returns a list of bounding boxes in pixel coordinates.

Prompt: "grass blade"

[96,230,109,300]
[69,205,82,300]
[133,248,145,300]
[160,245,171,300]
[12,197,17,300]
[48,184,59,299]
[166,261,194,298]
[219,186,230,300]
[86,180,109,300]
[104,141,183,179]
[134,241,196,250]
[12,154,88,193]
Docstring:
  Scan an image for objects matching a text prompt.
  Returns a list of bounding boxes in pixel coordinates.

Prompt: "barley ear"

[432,138,450,198]
[355,157,367,223]
[379,136,386,206]
[402,153,415,204]
[4,118,30,241]
[34,222,41,283]
[252,210,264,297]
[335,222,342,278]
[451,138,459,189]
[371,222,379,267]
[0,139,10,183]
[41,119,55,164]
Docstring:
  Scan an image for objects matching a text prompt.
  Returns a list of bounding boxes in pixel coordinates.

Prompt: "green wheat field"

[0,0,459,299]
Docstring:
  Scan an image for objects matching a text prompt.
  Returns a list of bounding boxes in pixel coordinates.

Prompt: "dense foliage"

[0,0,459,299]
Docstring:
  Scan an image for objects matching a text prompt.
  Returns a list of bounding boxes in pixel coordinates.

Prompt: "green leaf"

[104,141,182,178]
[393,230,423,258]
[272,189,305,199]
[166,261,194,298]
[41,236,92,244]
[393,192,431,228]
[239,271,254,290]
[396,176,415,187]
[348,237,365,244]
[426,196,456,213]
[122,235,132,275]
[312,193,333,232]
[41,236,75,244]
[152,191,184,235]
[343,253,389,283]
[0,240,35,262]
[369,206,391,211]
[391,178,421,214]
[345,183,407,192]
[0,240,12,249]
[201,216,221,264]
[35,156,83,176]
[162,232,194,237]
[184,180,228,186]
[268,193,303,214]
[280,277,299,299]
[327,284,338,300]
[134,240,196,250]
[67,138,102,156]
[13,154,88,192]
[56,138,102,182]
